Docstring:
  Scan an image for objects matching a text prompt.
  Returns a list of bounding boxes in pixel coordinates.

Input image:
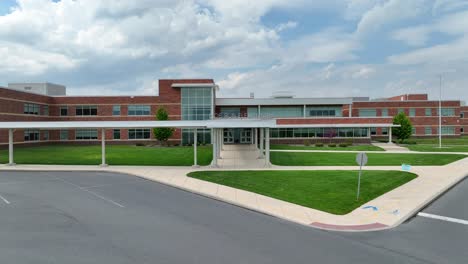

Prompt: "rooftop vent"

[272,91,294,98]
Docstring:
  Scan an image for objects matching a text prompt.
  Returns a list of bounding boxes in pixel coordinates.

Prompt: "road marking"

[51,176,125,208]
[0,194,10,204]
[418,212,468,225]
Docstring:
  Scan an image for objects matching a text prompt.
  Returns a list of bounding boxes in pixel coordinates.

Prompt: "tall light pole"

[438,75,442,148]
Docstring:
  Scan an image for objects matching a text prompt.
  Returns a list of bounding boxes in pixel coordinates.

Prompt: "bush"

[328,144,336,147]
[404,140,417,145]
[303,140,311,146]
[339,143,349,147]
[315,143,324,147]
[136,143,145,147]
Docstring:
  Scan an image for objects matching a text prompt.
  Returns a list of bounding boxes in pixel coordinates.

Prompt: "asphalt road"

[0,171,466,264]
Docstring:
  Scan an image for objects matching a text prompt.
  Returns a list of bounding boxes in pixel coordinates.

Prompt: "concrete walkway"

[372,142,410,152]
[2,156,467,232]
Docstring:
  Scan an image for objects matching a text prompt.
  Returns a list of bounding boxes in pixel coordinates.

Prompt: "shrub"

[136,143,145,147]
[303,140,311,146]
[328,144,336,147]
[339,143,349,147]
[315,143,324,147]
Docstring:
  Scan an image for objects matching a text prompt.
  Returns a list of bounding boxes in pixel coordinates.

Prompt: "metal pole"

[101,129,107,167]
[265,128,270,166]
[439,75,442,148]
[357,160,363,200]
[193,128,198,167]
[8,129,14,166]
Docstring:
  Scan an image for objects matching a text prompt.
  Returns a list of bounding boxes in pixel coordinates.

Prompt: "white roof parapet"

[171,83,216,88]
[216,97,353,106]
[275,124,399,128]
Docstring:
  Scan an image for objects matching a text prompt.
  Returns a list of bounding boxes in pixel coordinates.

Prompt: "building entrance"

[223,128,252,144]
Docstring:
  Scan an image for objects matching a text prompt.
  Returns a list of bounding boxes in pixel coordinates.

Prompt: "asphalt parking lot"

[0,171,466,264]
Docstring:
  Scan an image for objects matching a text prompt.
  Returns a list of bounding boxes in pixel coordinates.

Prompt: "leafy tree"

[153,107,175,146]
[392,112,413,143]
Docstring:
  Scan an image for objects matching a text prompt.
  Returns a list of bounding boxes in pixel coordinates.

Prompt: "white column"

[101,129,107,167]
[217,128,222,159]
[211,128,218,167]
[259,128,264,158]
[265,128,270,166]
[8,129,15,166]
[388,127,392,143]
[193,128,198,167]
[303,105,306,117]
[349,104,352,117]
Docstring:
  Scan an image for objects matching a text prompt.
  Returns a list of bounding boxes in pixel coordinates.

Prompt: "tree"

[153,107,175,146]
[392,112,413,143]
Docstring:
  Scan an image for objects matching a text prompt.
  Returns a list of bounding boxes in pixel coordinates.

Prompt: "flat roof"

[216,97,353,106]
[0,119,396,129]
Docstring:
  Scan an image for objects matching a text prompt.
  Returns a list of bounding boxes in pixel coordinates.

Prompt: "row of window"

[59,105,152,116]
[270,128,370,138]
[358,108,458,117]
[24,129,152,141]
[222,106,343,119]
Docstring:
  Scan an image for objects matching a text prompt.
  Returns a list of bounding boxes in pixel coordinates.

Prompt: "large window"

[307,106,342,117]
[247,107,259,118]
[425,108,432,116]
[270,127,370,138]
[24,129,40,141]
[128,105,150,116]
[112,105,121,116]
[425,127,432,135]
[76,105,97,116]
[113,129,121,140]
[75,129,98,140]
[43,131,49,140]
[409,108,416,117]
[382,128,388,135]
[260,107,303,118]
[181,87,213,144]
[219,107,241,118]
[441,108,455,116]
[358,109,377,117]
[182,129,212,145]
[441,126,455,135]
[128,129,151,140]
[60,130,69,140]
[60,106,68,116]
[43,105,49,116]
[24,103,40,115]
[381,109,388,117]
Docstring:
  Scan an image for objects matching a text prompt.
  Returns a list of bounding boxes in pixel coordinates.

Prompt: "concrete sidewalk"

[2,157,467,232]
[272,149,468,155]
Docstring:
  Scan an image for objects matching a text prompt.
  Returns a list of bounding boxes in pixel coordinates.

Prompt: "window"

[412,127,416,135]
[182,129,211,145]
[259,107,302,118]
[128,129,151,139]
[23,103,40,115]
[370,127,377,135]
[128,105,151,116]
[358,109,377,117]
[441,108,455,116]
[181,87,214,144]
[247,107,259,118]
[43,131,49,141]
[307,107,341,117]
[382,128,388,135]
[76,105,97,116]
[398,108,405,114]
[24,129,40,141]
[381,109,388,117]
[60,130,69,140]
[60,106,68,116]
[461,127,464,133]
[425,108,432,116]
[268,127,369,138]
[112,105,121,116]
[409,108,416,117]
[75,129,98,140]
[461,113,465,118]
[113,129,121,140]
[425,127,432,135]
[219,107,241,118]
[441,126,455,135]
[43,105,49,116]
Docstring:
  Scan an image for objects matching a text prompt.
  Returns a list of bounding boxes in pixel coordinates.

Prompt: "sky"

[0,0,467,102]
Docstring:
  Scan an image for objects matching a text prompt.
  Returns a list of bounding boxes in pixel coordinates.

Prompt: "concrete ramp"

[217,144,266,168]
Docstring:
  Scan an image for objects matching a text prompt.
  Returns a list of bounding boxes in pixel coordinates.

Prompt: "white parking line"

[418,212,468,225]
[0,194,10,205]
[51,176,125,208]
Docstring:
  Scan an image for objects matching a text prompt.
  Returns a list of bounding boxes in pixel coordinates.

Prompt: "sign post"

[355,152,368,200]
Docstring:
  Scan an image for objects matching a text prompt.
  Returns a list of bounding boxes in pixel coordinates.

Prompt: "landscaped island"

[188,170,418,215]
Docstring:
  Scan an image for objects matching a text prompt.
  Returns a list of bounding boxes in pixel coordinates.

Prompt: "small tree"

[392,112,413,143]
[153,107,175,146]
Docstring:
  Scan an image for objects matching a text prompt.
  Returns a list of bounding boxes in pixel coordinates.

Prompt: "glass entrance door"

[240,129,252,144]
[224,129,234,144]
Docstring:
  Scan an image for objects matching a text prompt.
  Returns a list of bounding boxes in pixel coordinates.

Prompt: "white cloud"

[351,66,376,79]
[392,26,432,46]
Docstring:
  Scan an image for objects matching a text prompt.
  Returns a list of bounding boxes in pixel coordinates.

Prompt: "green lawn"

[271,144,384,151]
[271,152,466,166]
[405,144,468,153]
[408,136,468,145]
[0,145,212,166]
[188,170,417,215]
